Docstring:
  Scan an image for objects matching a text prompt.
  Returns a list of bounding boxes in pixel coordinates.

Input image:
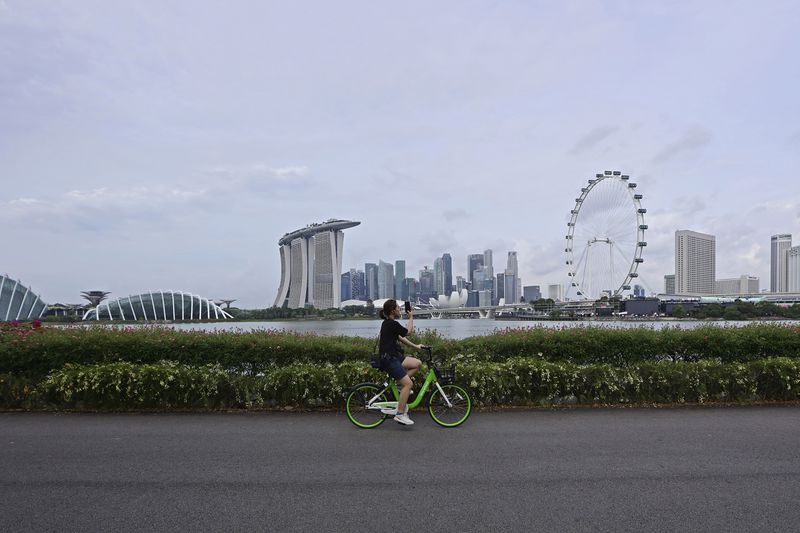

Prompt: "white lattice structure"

[82,291,233,321]
[0,274,48,321]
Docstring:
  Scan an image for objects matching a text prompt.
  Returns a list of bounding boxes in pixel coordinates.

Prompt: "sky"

[1,0,799,307]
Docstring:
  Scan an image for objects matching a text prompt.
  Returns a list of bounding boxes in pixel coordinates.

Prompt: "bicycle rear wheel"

[428,384,472,427]
[346,383,389,429]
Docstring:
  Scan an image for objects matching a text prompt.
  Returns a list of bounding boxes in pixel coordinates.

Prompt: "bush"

[10,357,800,410]
[4,322,800,380]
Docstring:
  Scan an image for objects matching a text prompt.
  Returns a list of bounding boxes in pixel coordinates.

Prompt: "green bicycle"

[345,347,472,428]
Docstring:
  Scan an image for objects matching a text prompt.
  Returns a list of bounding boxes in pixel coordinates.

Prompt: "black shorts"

[385,355,407,380]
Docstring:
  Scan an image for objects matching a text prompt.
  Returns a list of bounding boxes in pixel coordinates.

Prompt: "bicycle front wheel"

[346,383,389,429]
[428,384,472,427]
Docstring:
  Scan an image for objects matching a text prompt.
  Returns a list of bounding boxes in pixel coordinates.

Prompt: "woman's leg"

[397,375,413,413]
[402,357,422,379]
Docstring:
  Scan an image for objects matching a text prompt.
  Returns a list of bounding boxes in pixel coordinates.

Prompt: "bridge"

[410,302,547,319]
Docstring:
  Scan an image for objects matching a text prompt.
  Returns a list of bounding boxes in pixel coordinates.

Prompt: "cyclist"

[378,299,425,425]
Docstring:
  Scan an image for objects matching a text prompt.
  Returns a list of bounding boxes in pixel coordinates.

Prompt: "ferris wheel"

[565,170,647,300]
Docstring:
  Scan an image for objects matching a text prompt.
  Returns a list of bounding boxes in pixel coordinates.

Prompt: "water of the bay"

[160,319,798,339]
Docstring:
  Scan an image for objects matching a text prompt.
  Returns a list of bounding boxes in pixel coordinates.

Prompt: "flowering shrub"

[4,357,797,410]
[3,323,800,381]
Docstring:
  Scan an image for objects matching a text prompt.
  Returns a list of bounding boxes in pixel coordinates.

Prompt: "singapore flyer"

[565,170,647,300]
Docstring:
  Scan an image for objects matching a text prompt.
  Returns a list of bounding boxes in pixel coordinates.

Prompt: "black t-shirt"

[379,319,408,358]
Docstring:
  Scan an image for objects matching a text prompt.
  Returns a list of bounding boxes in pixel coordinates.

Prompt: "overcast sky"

[2,0,799,307]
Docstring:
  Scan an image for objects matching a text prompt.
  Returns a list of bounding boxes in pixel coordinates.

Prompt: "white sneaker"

[394,413,414,425]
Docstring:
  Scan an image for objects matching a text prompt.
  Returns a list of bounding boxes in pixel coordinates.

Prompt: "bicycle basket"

[434,364,456,384]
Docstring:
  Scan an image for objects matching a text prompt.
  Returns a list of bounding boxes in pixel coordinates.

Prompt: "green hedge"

[4,357,799,410]
[3,322,800,380]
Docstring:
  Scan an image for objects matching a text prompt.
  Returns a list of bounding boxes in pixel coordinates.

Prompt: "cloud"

[568,126,618,155]
[652,127,712,164]
[443,208,470,221]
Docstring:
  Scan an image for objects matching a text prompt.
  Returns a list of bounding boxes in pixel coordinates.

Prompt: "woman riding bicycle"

[378,299,425,425]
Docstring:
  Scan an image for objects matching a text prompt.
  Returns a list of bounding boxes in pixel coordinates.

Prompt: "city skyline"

[2,2,799,307]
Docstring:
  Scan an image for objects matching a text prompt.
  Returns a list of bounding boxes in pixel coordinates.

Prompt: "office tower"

[633,285,645,298]
[394,260,406,300]
[523,285,541,302]
[273,219,360,309]
[506,251,520,301]
[478,290,492,307]
[504,270,518,304]
[771,234,792,293]
[788,246,800,292]
[675,230,716,295]
[483,250,494,289]
[442,253,453,296]
[467,290,479,307]
[472,266,489,300]
[434,257,444,296]
[351,269,366,300]
[547,284,564,302]
[419,267,436,301]
[377,260,395,299]
[365,263,379,301]
[456,276,466,292]
[340,271,352,301]
[467,254,484,288]
[404,278,419,302]
[715,276,760,295]
[664,274,675,295]
[496,273,505,303]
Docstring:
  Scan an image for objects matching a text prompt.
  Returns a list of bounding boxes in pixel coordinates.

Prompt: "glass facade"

[0,275,48,321]
[82,291,232,321]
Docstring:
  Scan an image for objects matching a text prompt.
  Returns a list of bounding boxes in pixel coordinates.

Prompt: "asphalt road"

[2,407,799,532]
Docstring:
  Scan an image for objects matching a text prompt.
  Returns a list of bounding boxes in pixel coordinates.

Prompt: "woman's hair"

[379,299,398,320]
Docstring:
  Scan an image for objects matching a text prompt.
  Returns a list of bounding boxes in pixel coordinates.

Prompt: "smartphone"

[404,301,412,313]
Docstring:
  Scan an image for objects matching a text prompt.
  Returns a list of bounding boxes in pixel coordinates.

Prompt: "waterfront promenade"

[2,407,799,532]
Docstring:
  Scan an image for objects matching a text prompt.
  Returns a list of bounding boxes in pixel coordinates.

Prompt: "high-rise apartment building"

[675,230,716,295]
[771,234,792,293]
[394,260,406,300]
[365,263,378,301]
[273,219,360,309]
[442,253,453,296]
[664,274,675,295]
[377,260,394,299]
[787,246,800,293]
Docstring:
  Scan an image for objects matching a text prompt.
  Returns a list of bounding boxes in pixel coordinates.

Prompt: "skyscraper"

[504,270,517,304]
[523,285,541,302]
[394,260,406,300]
[434,257,444,296]
[675,230,716,295]
[273,219,360,309]
[506,251,520,302]
[442,253,453,296]
[419,267,435,302]
[365,263,378,301]
[495,273,505,303]
[771,234,792,293]
[340,271,352,301]
[788,246,800,292]
[377,260,394,299]
[467,254,484,288]
[456,276,466,292]
[547,284,565,302]
[664,274,675,295]
[351,269,366,300]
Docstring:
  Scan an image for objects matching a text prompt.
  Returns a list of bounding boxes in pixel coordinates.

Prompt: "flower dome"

[82,290,232,321]
[0,274,48,321]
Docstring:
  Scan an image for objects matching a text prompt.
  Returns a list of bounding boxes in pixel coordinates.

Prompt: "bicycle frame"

[366,368,454,411]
